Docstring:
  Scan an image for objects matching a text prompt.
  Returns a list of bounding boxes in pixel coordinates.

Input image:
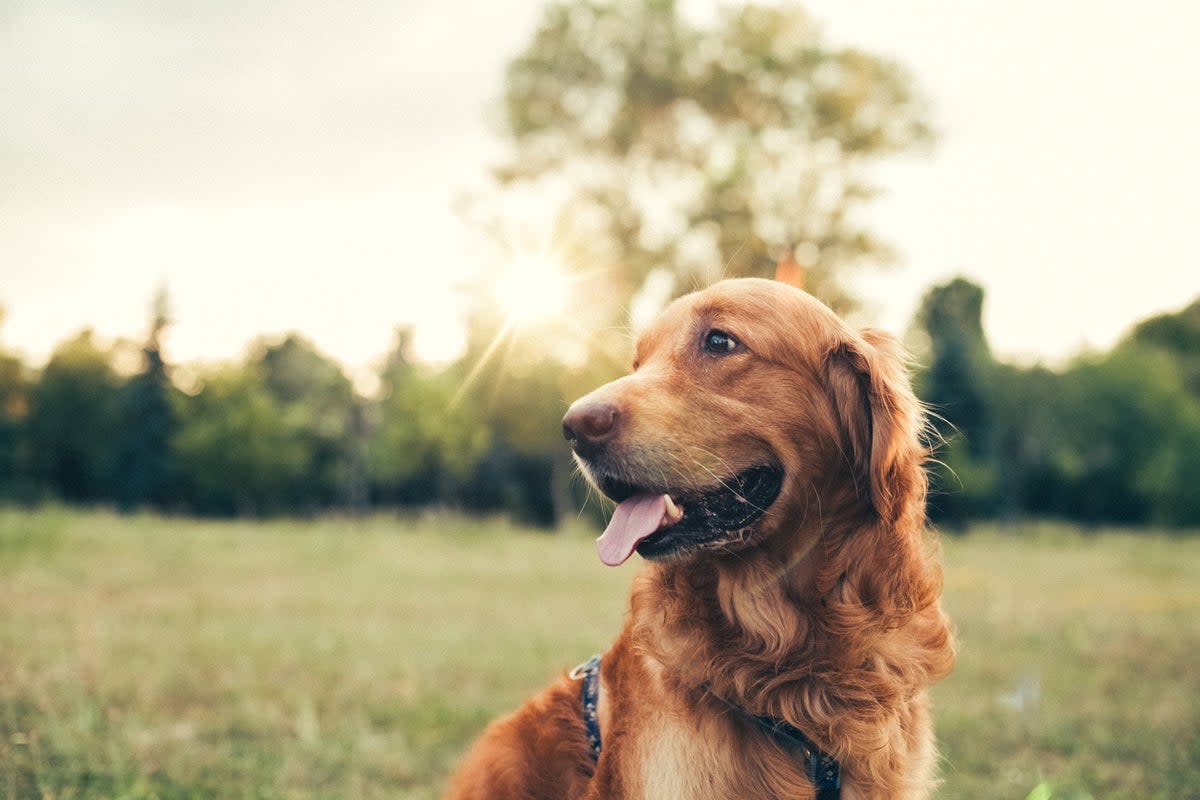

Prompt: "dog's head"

[563,278,927,566]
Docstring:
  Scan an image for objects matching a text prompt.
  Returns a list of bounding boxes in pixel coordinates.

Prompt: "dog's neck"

[629,522,832,695]
[625,510,953,795]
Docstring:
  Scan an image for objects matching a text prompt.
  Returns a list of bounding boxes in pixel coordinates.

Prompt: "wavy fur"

[445,279,955,799]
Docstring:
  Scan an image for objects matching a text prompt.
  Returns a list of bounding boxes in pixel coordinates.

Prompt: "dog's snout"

[562,401,619,456]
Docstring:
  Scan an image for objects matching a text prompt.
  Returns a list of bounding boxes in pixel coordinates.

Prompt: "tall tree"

[491,0,931,316]
[914,277,997,523]
[113,287,177,510]
[27,330,123,502]
[916,278,993,452]
[252,334,360,511]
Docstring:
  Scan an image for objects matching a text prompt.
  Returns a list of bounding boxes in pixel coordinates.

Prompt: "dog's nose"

[562,401,619,456]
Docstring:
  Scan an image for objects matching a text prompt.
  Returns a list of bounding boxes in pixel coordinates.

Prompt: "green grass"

[0,509,1197,799]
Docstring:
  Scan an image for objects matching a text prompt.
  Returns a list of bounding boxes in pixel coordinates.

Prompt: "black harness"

[572,655,604,757]
[740,709,842,800]
[571,655,841,799]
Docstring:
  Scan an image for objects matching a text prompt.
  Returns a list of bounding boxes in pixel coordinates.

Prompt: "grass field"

[1,509,1197,799]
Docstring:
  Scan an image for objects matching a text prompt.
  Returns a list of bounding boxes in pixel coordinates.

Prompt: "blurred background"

[1,1,1198,798]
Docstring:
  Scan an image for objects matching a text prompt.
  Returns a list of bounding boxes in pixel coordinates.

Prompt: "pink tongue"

[597,493,676,567]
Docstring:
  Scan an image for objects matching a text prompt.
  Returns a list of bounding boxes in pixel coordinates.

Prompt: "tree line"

[918,278,1200,529]
[0,291,574,525]
[1,279,1197,529]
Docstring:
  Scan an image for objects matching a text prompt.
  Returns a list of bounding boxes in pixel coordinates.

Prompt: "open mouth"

[593,465,784,566]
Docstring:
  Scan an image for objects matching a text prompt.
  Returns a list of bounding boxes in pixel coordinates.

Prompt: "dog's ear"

[822,330,945,634]
[825,329,926,523]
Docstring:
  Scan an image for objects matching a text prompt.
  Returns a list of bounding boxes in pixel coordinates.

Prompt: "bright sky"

[2,0,1198,376]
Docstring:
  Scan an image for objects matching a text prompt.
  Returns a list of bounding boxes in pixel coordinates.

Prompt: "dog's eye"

[702,329,738,354]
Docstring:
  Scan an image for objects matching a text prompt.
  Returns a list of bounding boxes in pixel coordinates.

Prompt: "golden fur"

[445,278,955,799]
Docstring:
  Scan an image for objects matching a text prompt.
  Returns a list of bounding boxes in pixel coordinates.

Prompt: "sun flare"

[494,250,573,327]
[451,235,594,406]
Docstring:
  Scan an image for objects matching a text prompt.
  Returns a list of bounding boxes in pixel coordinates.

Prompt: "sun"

[494,249,573,327]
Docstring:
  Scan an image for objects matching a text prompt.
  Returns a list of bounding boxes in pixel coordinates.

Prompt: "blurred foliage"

[26,330,123,503]
[492,0,931,313]
[113,287,177,511]
[369,331,489,506]
[441,320,613,526]
[0,277,1196,528]
[916,278,998,526]
[914,276,1200,529]
[1127,297,1200,394]
[253,333,363,511]
[172,362,310,516]
[0,307,33,501]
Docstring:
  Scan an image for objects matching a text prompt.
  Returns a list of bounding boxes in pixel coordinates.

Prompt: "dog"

[445,278,955,799]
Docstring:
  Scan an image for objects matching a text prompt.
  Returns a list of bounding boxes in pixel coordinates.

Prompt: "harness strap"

[746,713,842,800]
[569,655,603,760]
[703,682,841,799]
[571,656,840,799]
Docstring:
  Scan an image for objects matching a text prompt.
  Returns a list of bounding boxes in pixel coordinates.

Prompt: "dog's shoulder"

[442,671,595,800]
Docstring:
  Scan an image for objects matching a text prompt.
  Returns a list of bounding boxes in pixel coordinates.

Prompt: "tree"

[252,334,360,511]
[1119,296,1200,525]
[1047,347,1193,525]
[987,345,1200,528]
[368,330,490,507]
[461,0,934,527]
[1126,297,1200,396]
[1135,395,1200,526]
[913,278,997,523]
[0,306,31,500]
[989,363,1067,518]
[916,278,993,448]
[445,305,621,526]
[112,287,178,510]
[172,364,308,516]
[26,330,123,502]
[492,0,931,317]
[465,349,578,527]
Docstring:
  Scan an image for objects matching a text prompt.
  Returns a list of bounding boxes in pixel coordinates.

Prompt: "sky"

[2,0,1198,378]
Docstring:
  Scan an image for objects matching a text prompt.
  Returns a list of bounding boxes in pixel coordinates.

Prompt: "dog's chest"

[629,714,730,799]
[620,711,865,800]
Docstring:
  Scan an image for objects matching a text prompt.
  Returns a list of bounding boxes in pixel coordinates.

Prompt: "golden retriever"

[445,278,955,799]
